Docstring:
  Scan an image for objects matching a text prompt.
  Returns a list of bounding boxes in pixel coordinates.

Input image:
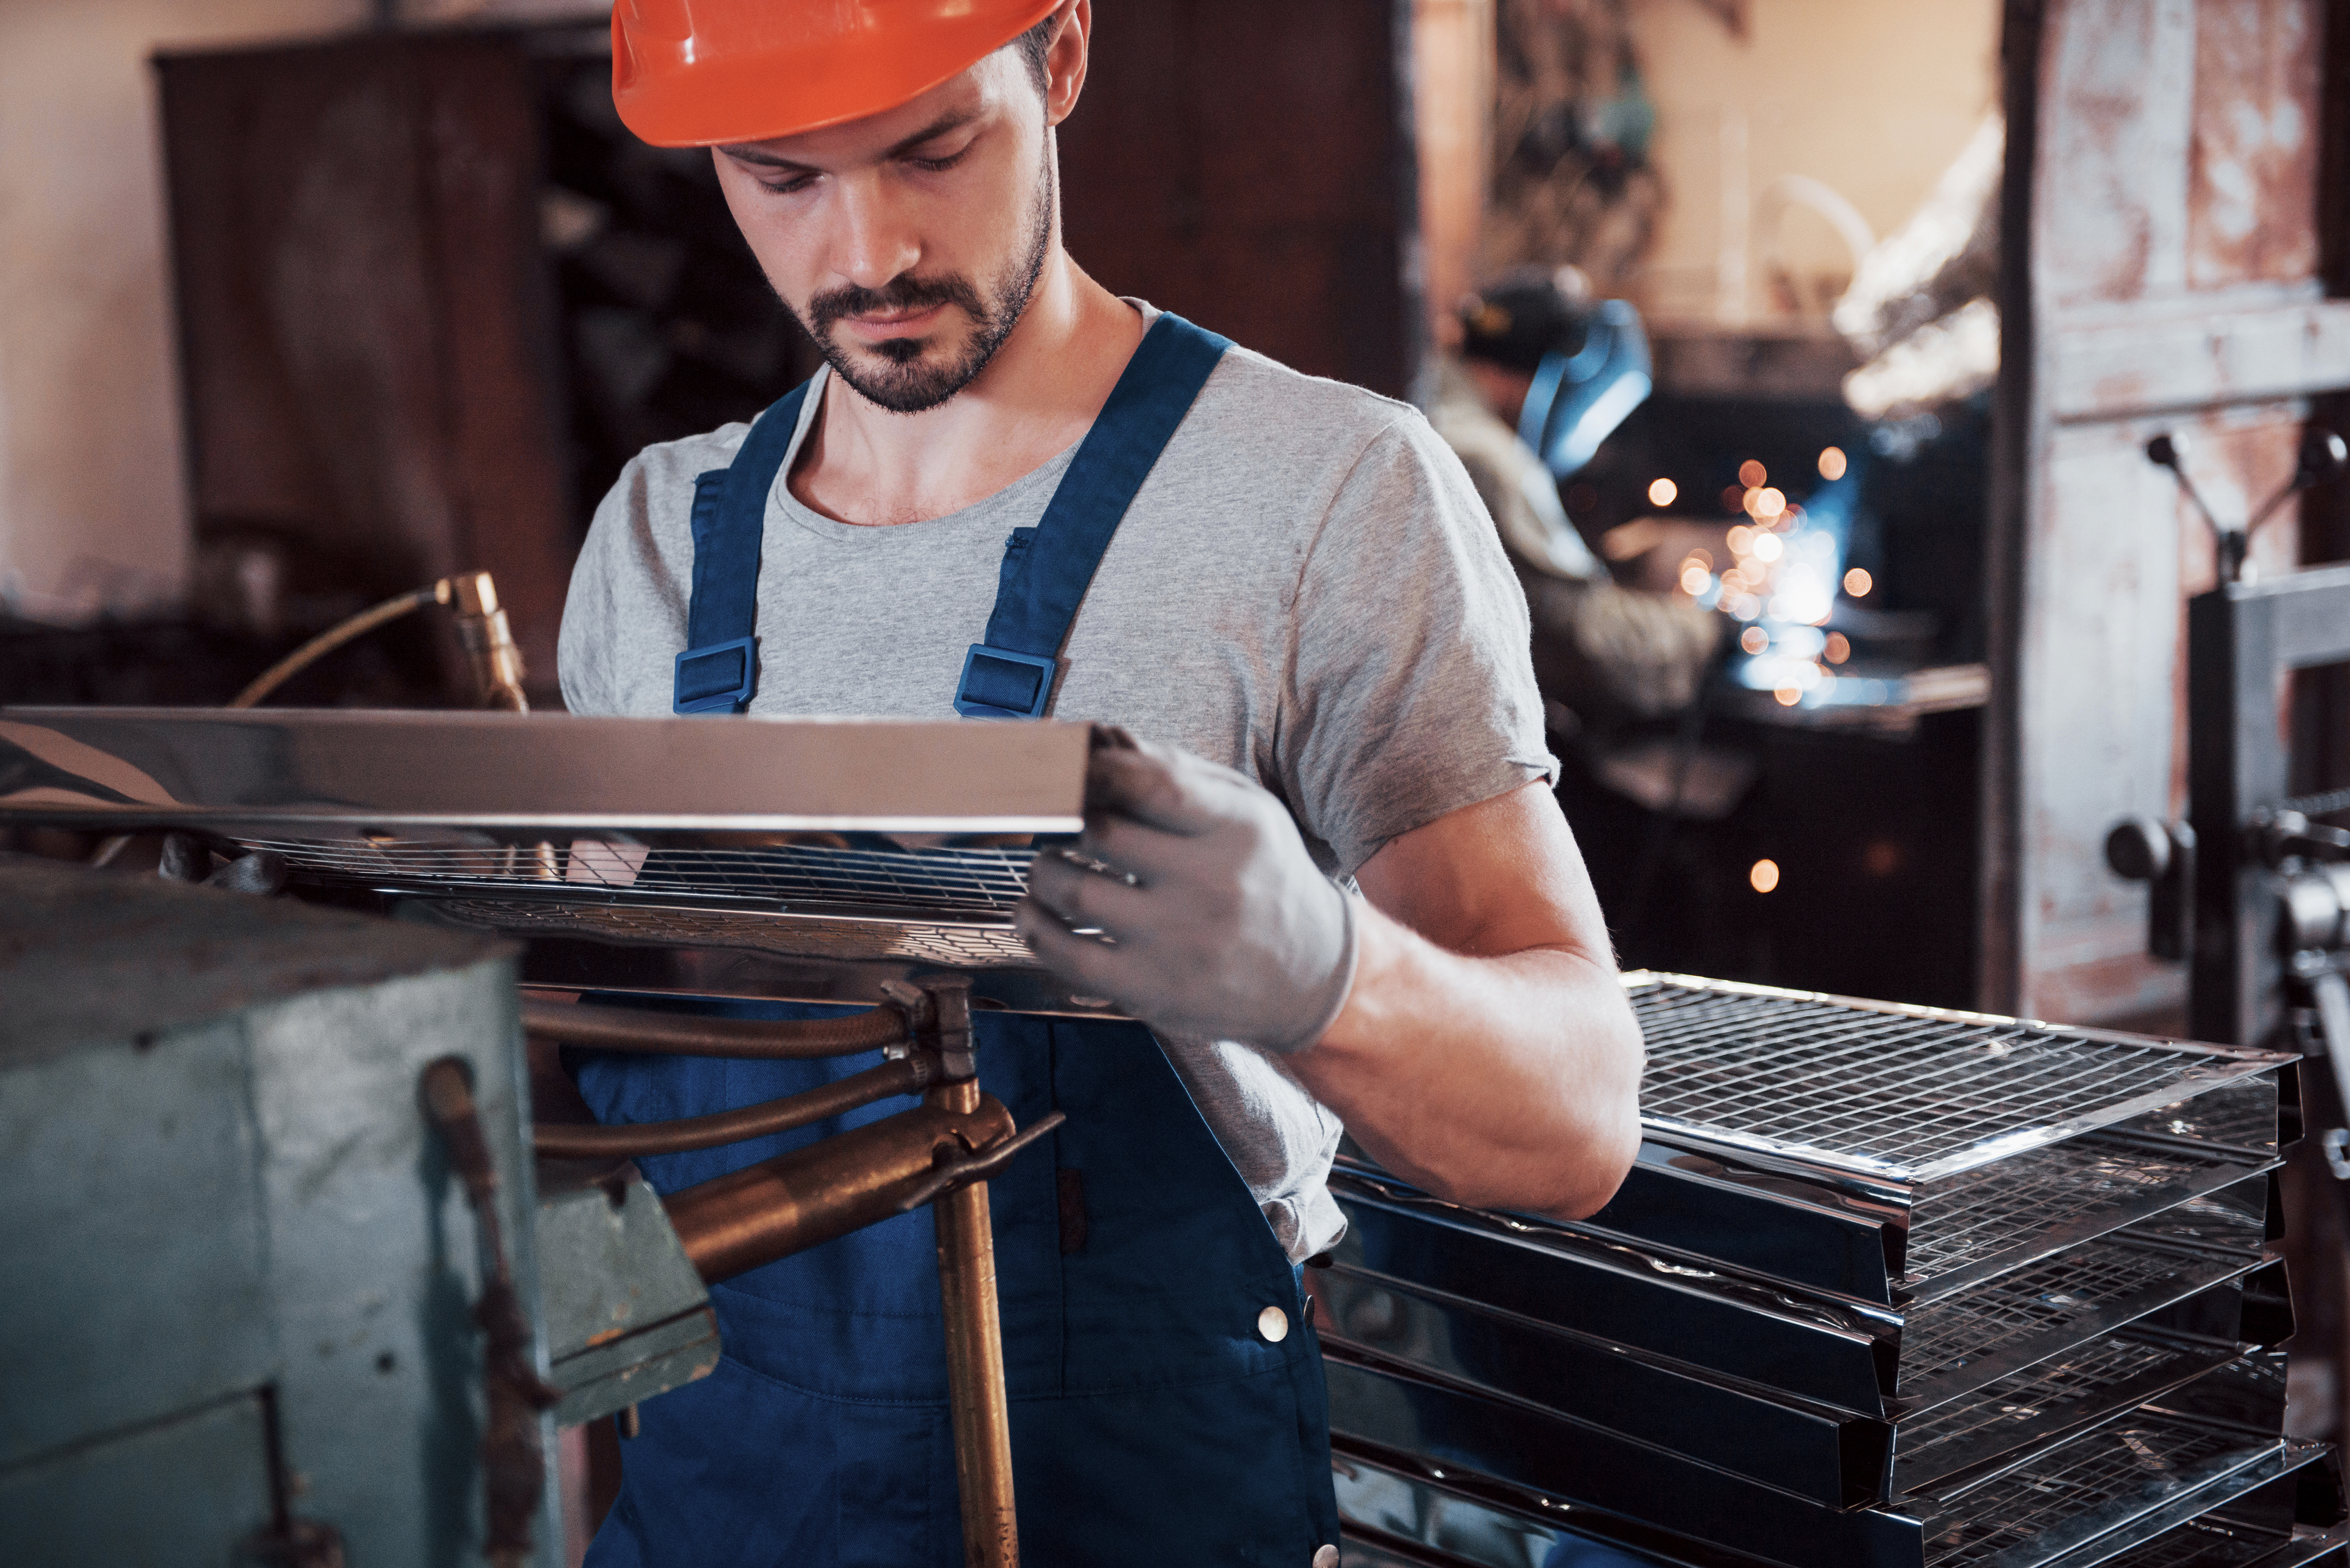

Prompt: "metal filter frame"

[0,708,1097,1009]
[1627,973,2289,1187]
[0,709,1089,835]
[1581,975,2292,1307]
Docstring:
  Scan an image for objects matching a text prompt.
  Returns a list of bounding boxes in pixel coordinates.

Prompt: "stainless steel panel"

[1314,1264,1888,1506]
[1332,1169,2269,1418]
[1331,1170,1893,1414]
[1328,1349,2291,1568]
[1317,1256,2264,1508]
[1330,1443,2343,1568]
[0,707,1109,1000]
[1503,1126,2276,1311]
[0,709,1089,834]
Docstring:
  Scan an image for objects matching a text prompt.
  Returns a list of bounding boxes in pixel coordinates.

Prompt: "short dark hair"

[1013,12,1059,96]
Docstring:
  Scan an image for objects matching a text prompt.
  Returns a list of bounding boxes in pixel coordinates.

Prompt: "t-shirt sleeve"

[1277,413,1559,878]
[557,452,675,718]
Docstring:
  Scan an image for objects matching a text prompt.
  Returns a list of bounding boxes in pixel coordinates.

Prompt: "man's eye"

[758,174,818,196]
[907,149,970,173]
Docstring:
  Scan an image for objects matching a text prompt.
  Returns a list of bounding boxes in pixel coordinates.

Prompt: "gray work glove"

[1015,730,1359,1055]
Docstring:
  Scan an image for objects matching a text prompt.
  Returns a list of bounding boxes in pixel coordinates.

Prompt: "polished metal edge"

[1324,1350,1926,1567]
[1330,1172,1896,1413]
[0,709,1090,832]
[1336,1166,2274,1423]
[1315,1262,1888,1507]
[1320,1248,2262,1514]
[1333,1345,2298,1568]
[379,883,1025,936]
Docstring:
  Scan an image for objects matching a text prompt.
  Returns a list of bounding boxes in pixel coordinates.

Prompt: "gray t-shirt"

[559,305,1556,1260]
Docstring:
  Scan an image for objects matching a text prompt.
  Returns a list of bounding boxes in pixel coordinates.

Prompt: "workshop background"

[3,0,2350,1537]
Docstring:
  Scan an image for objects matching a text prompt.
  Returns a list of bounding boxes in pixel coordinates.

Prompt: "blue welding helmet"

[1516,299,1653,480]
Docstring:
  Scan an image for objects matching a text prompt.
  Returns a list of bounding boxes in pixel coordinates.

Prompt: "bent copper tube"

[665,1097,1018,1284]
[521,996,908,1058]
[530,1056,932,1158]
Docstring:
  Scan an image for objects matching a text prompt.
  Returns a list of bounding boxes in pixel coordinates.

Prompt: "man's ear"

[1043,0,1091,129]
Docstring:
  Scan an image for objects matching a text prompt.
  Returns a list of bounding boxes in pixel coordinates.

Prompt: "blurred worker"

[560,4,1644,1562]
[1429,270,1720,725]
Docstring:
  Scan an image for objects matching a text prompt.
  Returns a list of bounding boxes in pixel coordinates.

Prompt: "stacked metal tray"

[1317,973,2345,1568]
[0,708,1103,1012]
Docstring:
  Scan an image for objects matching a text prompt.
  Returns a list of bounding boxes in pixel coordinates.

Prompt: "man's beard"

[797,152,1056,414]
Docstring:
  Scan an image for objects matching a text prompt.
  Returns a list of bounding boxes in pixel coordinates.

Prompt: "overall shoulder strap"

[953,312,1231,719]
[673,380,814,715]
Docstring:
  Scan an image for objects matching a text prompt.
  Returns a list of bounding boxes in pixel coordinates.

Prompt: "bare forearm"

[1289,903,1644,1218]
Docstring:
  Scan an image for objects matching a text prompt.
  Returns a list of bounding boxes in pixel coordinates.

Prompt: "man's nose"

[827,171,922,293]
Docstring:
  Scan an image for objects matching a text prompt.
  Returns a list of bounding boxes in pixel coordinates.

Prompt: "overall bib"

[580,315,1343,1568]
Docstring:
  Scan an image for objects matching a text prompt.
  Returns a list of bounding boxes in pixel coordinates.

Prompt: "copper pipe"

[929,1078,1019,1568]
[522,997,908,1059]
[666,1098,1014,1284]
[531,1056,932,1158]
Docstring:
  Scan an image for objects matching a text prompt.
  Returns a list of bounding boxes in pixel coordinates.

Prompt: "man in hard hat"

[561,3,1644,1563]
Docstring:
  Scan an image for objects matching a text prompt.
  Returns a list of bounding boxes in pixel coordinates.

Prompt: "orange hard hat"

[612,0,1063,149]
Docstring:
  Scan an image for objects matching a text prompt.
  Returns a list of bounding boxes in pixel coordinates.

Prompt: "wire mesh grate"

[238,836,1039,916]
[2092,1517,2291,1568]
[1897,1230,2251,1395]
[427,896,1039,969]
[1896,1336,2182,1471]
[1904,1138,2258,1284]
[1921,1417,2265,1567]
[1632,979,2255,1178]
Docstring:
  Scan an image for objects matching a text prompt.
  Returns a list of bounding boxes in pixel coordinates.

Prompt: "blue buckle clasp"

[673,636,757,715]
[953,644,1057,719]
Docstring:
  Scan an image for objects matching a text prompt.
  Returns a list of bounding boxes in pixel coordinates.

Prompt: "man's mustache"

[807,273,988,337]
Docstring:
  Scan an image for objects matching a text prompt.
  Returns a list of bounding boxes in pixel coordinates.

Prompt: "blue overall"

[580,315,1342,1567]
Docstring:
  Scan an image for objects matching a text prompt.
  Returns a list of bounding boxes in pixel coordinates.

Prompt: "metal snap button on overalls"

[1257,1304,1289,1342]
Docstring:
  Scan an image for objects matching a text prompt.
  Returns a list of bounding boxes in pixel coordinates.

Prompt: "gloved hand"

[1015,729,1358,1054]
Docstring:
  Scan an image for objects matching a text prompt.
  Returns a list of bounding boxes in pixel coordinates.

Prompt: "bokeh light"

[1738,459,1768,489]
[1817,446,1848,481]
[1844,567,1873,597]
[1647,477,1678,507]
[1750,858,1781,893]
[1739,626,1769,655]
